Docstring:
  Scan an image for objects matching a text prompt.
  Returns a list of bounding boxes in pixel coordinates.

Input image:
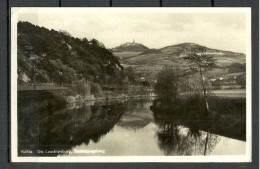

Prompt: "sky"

[16,8,248,53]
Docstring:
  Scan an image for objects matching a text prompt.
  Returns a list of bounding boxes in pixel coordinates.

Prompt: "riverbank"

[66,93,157,103]
[180,89,246,98]
[18,88,245,106]
[65,88,246,104]
[18,89,157,107]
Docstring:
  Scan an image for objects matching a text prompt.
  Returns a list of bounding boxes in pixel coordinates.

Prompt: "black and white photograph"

[11,8,251,162]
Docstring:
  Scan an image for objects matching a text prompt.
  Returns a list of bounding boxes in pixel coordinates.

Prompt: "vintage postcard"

[11,7,251,162]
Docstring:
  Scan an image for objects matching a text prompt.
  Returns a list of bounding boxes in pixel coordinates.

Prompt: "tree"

[124,66,136,84]
[184,47,216,113]
[90,39,99,46]
[154,67,181,102]
[59,30,71,37]
[82,37,88,43]
[236,75,246,88]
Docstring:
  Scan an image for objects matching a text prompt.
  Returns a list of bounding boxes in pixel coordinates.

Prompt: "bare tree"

[184,47,216,113]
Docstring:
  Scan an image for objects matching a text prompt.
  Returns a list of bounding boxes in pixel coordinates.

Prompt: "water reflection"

[18,95,246,156]
[18,98,127,156]
[152,96,246,155]
[154,123,220,156]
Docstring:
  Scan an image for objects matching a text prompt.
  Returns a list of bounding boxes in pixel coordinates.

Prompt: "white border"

[11,7,252,163]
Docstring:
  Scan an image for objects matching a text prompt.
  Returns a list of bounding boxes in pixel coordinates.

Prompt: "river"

[18,97,246,156]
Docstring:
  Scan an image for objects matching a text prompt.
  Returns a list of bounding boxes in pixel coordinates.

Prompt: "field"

[212,89,246,98]
[113,51,142,59]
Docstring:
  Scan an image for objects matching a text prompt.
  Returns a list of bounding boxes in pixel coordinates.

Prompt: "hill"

[112,42,246,86]
[123,43,245,67]
[17,21,127,96]
[112,41,149,59]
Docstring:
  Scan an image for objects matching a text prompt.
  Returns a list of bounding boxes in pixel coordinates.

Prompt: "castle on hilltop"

[123,39,137,46]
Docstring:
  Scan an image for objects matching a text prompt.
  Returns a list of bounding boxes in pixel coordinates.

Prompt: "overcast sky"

[17,8,247,53]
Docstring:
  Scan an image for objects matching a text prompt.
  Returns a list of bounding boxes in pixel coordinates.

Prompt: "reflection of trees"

[151,96,246,156]
[151,97,222,156]
[205,132,220,155]
[155,119,219,156]
[157,123,183,155]
[18,99,126,156]
[151,96,246,140]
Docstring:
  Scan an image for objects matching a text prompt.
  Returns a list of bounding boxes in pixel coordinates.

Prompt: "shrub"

[154,67,181,101]
[90,82,103,97]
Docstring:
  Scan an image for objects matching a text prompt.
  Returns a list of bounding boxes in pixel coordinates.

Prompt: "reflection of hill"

[18,100,126,156]
[117,114,151,130]
[117,99,153,130]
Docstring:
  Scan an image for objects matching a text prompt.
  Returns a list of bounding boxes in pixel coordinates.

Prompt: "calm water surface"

[18,97,246,156]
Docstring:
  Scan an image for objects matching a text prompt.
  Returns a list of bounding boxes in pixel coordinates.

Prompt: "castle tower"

[133,39,135,44]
